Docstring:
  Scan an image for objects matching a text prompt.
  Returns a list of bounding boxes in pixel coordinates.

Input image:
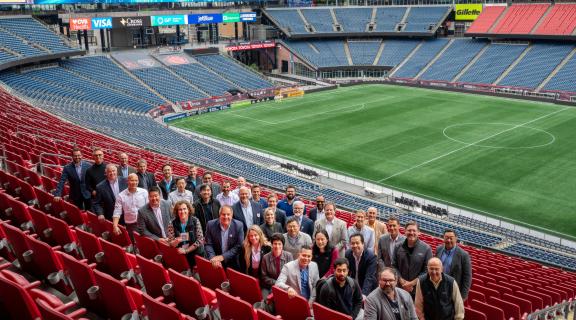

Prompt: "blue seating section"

[265,9,308,34]
[0,49,18,64]
[543,52,576,93]
[504,243,576,271]
[377,39,420,66]
[403,6,449,32]
[285,40,349,67]
[301,9,335,33]
[499,43,574,89]
[131,67,208,103]
[374,7,406,32]
[194,54,274,90]
[348,41,380,65]
[393,38,449,78]
[458,44,528,84]
[170,63,239,97]
[334,8,372,32]
[0,29,45,57]
[0,68,154,113]
[0,18,76,53]
[61,56,165,106]
[420,39,486,81]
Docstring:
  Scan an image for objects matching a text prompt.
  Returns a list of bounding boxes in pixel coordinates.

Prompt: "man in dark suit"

[205,205,244,270]
[194,184,221,233]
[116,152,136,179]
[377,216,406,271]
[136,159,157,191]
[195,171,221,199]
[345,233,378,296]
[93,164,127,222]
[137,186,172,245]
[54,147,92,210]
[185,165,202,193]
[293,200,314,238]
[158,164,177,201]
[308,195,325,222]
[232,187,262,233]
[435,229,472,300]
[267,194,286,232]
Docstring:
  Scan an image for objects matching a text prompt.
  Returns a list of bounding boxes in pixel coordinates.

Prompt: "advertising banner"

[0,0,32,4]
[222,13,240,23]
[91,17,112,29]
[226,40,275,51]
[112,16,151,28]
[151,15,188,27]
[188,13,223,25]
[70,17,91,31]
[240,12,257,22]
[455,4,483,21]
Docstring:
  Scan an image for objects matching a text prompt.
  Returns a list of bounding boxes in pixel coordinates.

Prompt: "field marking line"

[226,112,277,125]
[378,107,568,182]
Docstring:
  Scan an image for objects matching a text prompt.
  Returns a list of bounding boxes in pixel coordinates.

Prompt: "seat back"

[93,269,138,320]
[84,211,106,237]
[227,267,263,305]
[157,242,191,274]
[0,273,41,320]
[45,213,77,250]
[313,302,352,320]
[57,251,103,314]
[27,206,53,244]
[272,285,311,320]
[26,235,71,294]
[136,254,170,298]
[216,288,256,320]
[514,291,542,310]
[3,194,33,229]
[195,255,227,291]
[134,231,160,260]
[470,299,505,320]
[168,268,210,316]
[142,293,183,320]
[36,298,86,320]
[256,309,280,320]
[464,306,487,320]
[99,238,133,279]
[75,227,102,264]
[502,293,532,315]
[1,222,32,267]
[53,200,86,227]
[488,296,521,320]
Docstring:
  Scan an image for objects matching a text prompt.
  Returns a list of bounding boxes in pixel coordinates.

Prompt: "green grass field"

[173,84,576,239]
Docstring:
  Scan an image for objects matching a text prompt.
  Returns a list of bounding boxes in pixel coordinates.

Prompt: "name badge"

[181,233,189,242]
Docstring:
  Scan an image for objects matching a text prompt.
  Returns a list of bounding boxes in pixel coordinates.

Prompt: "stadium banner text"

[151,15,188,26]
[226,40,275,51]
[455,4,483,21]
[70,17,112,30]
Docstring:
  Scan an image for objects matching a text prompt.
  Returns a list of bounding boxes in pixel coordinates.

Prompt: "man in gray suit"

[364,268,418,320]
[275,245,319,304]
[435,229,472,300]
[116,152,136,179]
[137,186,172,245]
[377,216,406,271]
[314,202,347,257]
[393,221,433,297]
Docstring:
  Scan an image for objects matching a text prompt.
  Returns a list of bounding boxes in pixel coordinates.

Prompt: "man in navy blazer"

[93,164,127,221]
[232,187,262,233]
[345,233,378,296]
[54,147,92,210]
[293,201,314,238]
[205,205,244,270]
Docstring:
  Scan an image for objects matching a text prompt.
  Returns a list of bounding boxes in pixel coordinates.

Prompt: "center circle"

[443,123,556,149]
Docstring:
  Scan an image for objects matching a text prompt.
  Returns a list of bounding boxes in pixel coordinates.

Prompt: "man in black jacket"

[316,258,363,320]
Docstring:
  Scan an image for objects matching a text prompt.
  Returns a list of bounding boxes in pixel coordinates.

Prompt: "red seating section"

[534,4,576,35]
[466,6,506,34]
[492,4,549,34]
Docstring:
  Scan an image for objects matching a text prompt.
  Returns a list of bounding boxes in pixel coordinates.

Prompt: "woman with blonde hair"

[239,225,271,277]
[260,207,283,240]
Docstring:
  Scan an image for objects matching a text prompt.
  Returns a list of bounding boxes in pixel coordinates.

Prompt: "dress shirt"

[325,220,334,238]
[251,246,262,269]
[113,188,148,224]
[220,223,231,253]
[75,164,82,179]
[169,190,194,206]
[109,179,120,197]
[216,192,239,207]
[241,202,254,228]
[316,211,325,222]
[389,234,403,260]
[152,205,166,238]
[120,166,129,178]
[440,248,454,273]
[353,251,363,283]
[300,267,310,299]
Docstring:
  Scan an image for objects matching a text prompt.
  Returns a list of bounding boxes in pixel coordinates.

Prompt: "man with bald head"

[93,163,127,221]
[232,186,262,233]
[366,207,387,251]
[415,257,465,320]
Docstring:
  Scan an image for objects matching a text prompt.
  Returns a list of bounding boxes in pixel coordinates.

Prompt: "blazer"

[54,160,91,203]
[435,244,472,300]
[260,250,294,289]
[136,171,157,191]
[185,176,203,193]
[308,207,324,222]
[345,248,378,296]
[239,244,271,275]
[377,234,407,270]
[194,182,221,199]
[298,215,315,239]
[93,178,127,221]
[158,178,177,200]
[393,239,433,283]
[314,218,348,257]
[193,198,221,232]
[274,208,287,231]
[116,165,136,179]
[232,200,263,233]
[204,219,244,270]
[137,199,172,240]
[275,259,320,302]
[364,287,418,320]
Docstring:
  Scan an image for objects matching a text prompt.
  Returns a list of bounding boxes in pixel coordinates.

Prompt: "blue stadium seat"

[458,44,528,84]
[420,39,487,81]
[392,38,449,78]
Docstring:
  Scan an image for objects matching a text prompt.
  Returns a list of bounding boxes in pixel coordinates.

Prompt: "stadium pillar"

[176,25,181,44]
[83,30,89,51]
[234,22,238,41]
[100,29,106,52]
[77,31,82,47]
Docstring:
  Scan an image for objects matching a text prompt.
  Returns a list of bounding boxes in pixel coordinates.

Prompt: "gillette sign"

[188,14,223,25]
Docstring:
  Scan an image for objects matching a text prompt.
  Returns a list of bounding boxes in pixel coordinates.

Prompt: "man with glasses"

[308,195,325,222]
[364,268,418,320]
[293,201,314,238]
[195,171,221,198]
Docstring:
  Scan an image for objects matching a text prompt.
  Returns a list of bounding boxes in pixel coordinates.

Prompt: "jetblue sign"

[188,14,223,25]
[91,17,112,29]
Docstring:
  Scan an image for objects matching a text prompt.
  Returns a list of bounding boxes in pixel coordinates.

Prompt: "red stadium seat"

[168,268,217,317]
[272,285,312,320]
[36,298,87,320]
[470,299,505,320]
[313,302,352,320]
[526,289,552,307]
[84,211,106,237]
[227,267,264,305]
[28,206,53,244]
[74,226,102,264]
[487,296,521,320]
[502,293,532,315]
[157,241,191,274]
[33,186,55,215]
[1,193,33,230]
[216,288,257,320]
[464,306,487,320]
[136,254,171,298]
[142,293,193,320]
[0,273,43,320]
[25,235,72,294]
[53,200,86,228]
[57,251,104,316]
[195,255,227,291]
[98,238,138,283]
[45,213,80,256]
[134,231,160,260]
[93,269,141,319]
[515,291,543,311]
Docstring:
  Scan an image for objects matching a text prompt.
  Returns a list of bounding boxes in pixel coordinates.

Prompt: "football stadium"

[0,0,575,319]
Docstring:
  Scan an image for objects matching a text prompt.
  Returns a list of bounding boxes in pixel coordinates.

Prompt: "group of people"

[55,147,472,320]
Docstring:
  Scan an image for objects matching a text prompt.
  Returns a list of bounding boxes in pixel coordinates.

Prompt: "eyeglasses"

[381,279,396,283]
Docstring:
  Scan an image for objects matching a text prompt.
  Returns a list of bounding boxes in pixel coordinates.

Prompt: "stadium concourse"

[0,4,575,320]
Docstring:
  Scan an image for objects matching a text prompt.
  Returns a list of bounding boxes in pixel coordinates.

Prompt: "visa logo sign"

[91,17,112,29]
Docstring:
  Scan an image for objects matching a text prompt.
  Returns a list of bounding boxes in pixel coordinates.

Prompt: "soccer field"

[173,84,576,238]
